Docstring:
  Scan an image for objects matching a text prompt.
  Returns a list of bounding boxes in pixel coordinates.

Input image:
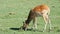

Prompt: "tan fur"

[22,4,51,31]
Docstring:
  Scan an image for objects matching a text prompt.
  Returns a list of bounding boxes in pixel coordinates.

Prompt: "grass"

[0,0,60,34]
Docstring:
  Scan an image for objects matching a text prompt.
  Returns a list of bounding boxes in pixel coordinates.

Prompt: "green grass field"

[0,0,60,34]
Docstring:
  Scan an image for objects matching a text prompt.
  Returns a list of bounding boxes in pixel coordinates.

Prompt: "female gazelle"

[21,4,52,32]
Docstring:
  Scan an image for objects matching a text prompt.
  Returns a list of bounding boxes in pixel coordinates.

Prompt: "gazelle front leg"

[48,17,52,31]
[32,17,37,31]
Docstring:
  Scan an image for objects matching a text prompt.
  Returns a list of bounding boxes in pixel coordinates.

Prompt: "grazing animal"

[21,4,52,32]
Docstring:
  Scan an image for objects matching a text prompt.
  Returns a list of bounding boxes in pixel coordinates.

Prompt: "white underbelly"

[35,10,48,17]
[35,12,42,17]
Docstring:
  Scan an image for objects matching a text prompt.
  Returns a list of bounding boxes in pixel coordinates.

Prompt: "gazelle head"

[21,20,28,30]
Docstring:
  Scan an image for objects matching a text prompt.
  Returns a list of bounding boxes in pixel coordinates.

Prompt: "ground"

[0,0,60,34]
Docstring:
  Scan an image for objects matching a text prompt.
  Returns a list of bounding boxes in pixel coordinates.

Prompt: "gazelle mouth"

[19,26,27,31]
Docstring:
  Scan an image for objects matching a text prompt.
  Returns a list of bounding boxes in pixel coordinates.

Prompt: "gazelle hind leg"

[43,14,49,32]
[48,18,52,31]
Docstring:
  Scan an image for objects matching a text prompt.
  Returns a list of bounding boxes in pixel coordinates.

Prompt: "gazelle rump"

[21,4,52,32]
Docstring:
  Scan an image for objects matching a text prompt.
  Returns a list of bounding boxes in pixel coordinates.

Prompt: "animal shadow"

[10,27,43,32]
[10,27,33,31]
[10,28,20,31]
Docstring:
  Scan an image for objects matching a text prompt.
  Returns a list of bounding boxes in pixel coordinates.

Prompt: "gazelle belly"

[35,10,48,17]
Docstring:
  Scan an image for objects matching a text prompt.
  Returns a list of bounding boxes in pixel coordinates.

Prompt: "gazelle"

[21,4,52,32]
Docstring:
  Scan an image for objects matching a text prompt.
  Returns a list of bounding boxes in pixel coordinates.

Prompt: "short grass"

[0,0,60,34]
